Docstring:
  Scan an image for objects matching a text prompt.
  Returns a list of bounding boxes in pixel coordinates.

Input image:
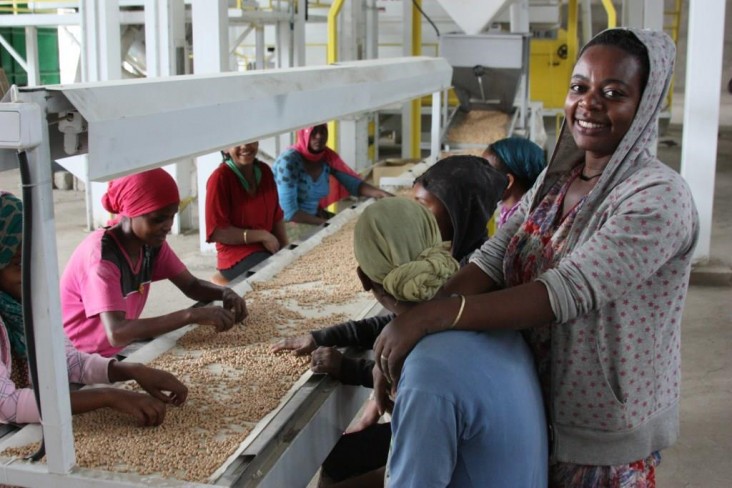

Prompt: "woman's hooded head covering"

[0,192,26,357]
[291,124,361,208]
[414,155,507,262]
[538,28,675,211]
[489,136,546,188]
[292,124,331,163]
[354,197,459,302]
[101,168,180,219]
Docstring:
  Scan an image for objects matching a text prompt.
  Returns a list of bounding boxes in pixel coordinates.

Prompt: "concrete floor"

[0,93,729,487]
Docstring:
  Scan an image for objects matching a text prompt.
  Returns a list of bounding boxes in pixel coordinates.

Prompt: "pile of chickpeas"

[446,109,509,145]
[3,219,372,483]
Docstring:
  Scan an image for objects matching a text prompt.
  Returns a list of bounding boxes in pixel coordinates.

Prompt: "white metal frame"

[680,0,726,263]
[0,56,451,487]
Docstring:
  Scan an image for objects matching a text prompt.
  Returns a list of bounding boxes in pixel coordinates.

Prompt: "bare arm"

[358,181,393,199]
[373,281,553,389]
[436,262,501,299]
[170,269,245,311]
[289,210,327,225]
[100,270,247,348]
[210,226,282,254]
[99,307,224,348]
[271,219,289,248]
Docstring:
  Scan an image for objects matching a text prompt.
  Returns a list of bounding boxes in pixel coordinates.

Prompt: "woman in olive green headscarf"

[311,197,460,485]
[313,198,545,487]
[353,197,459,305]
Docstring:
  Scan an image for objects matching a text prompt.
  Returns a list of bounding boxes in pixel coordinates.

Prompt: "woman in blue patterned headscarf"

[0,192,26,359]
[483,136,546,228]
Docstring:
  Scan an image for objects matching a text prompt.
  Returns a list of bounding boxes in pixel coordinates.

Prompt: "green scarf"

[354,198,459,302]
[0,291,25,357]
[0,192,26,357]
[225,157,262,192]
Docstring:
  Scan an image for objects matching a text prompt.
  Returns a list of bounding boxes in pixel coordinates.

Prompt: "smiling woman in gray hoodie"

[372,28,699,487]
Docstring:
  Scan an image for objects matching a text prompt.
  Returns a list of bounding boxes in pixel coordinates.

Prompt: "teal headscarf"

[0,192,26,357]
[354,198,459,302]
[490,136,546,188]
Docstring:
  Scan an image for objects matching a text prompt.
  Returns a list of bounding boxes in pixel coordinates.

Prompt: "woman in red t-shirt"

[205,141,289,284]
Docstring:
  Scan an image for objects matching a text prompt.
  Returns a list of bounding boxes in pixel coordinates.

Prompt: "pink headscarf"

[291,124,361,208]
[102,168,180,219]
[293,125,331,163]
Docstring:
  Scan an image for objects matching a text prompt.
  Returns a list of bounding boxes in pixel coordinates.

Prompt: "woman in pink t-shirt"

[0,192,187,425]
[61,169,248,358]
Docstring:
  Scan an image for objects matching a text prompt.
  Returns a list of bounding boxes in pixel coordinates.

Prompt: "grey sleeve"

[536,181,698,323]
[469,189,535,286]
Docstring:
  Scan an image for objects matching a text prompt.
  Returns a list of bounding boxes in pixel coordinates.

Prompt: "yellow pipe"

[410,0,422,159]
[567,0,579,63]
[326,0,346,152]
[327,0,345,64]
[600,0,617,28]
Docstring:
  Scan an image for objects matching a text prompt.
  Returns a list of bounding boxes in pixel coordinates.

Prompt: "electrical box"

[0,103,42,150]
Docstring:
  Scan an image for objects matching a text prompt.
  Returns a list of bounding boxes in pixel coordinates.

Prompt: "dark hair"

[584,29,650,91]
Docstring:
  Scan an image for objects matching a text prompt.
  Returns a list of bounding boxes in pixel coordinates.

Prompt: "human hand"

[372,188,393,199]
[373,306,435,388]
[372,365,394,417]
[106,389,168,427]
[345,399,382,434]
[311,347,343,378]
[128,364,188,406]
[222,288,247,323]
[261,232,281,254]
[192,306,236,332]
[270,334,317,356]
[108,362,188,406]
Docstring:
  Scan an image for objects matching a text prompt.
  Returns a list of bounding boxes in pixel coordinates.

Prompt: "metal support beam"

[24,27,40,86]
[622,0,664,30]
[294,0,306,66]
[509,0,529,33]
[53,57,451,181]
[401,0,421,159]
[339,116,369,174]
[0,33,29,73]
[275,20,292,69]
[680,0,726,263]
[80,0,121,230]
[255,25,266,69]
[80,0,121,82]
[192,0,229,254]
[510,0,529,133]
[365,0,378,59]
[20,94,76,474]
[429,91,441,164]
[642,0,664,30]
[581,0,593,45]
[144,0,192,235]
[0,13,80,27]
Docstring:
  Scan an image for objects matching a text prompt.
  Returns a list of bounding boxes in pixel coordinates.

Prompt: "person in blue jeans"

[322,198,548,487]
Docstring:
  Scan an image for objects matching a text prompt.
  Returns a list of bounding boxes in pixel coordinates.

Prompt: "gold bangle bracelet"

[243,230,248,245]
[450,294,466,329]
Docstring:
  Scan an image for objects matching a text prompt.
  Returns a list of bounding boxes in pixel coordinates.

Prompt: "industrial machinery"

[0,56,451,487]
[433,1,547,155]
[438,31,546,154]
